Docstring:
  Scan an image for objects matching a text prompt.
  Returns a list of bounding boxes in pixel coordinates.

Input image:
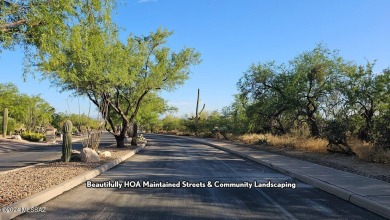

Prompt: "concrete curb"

[170,135,390,219]
[0,142,147,220]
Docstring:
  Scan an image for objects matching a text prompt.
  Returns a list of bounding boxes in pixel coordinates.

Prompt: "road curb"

[0,142,147,220]
[171,135,390,219]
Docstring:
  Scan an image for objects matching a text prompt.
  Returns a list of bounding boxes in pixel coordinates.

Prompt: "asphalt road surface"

[16,134,385,220]
[0,132,115,172]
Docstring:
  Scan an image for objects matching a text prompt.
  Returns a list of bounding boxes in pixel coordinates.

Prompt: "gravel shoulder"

[240,142,390,183]
[0,145,137,208]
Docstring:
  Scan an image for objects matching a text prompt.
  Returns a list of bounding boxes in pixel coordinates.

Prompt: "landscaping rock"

[11,135,21,140]
[71,150,81,154]
[80,148,100,163]
[99,151,112,157]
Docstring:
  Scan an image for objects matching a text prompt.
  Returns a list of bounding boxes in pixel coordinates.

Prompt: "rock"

[11,135,22,140]
[71,150,81,154]
[70,154,81,162]
[99,151,111,157]
[80,148,100,163]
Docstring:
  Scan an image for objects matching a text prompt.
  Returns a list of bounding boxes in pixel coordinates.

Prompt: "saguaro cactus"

[62,120,73,162]
[2,108,8,137]
[195,89,205,120]
[192,89,205,135]
[131,122,138,146]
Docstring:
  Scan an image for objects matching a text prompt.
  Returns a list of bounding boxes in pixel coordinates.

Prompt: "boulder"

[11,135,22,140]
[80,148,100,163]
[99,151,112,157]
[71,150,81,154]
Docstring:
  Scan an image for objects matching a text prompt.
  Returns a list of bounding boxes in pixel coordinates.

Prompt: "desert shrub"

[322,120,353,154]
[21,132,46,142]
[323,120,348,145]
[237,133,268,145]
[198,132,214,138]
[82,130,102,150]
[372,112,390,150]
[348,137,390,163]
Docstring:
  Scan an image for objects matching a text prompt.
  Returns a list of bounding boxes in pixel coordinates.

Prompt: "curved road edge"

[163,134,390,220]
[0,142,147,220]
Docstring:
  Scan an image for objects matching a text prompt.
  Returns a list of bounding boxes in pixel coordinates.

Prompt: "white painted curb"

[0,142,146,220]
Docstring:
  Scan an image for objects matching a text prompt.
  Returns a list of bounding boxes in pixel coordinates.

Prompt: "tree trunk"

[115,134,125,148]
[114,119,130,148]
[307,117,320,137]
[306,98,320,137]
[131,123,138,146]
[358,108,374,142]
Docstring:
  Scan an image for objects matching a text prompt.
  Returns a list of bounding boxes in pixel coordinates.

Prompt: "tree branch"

[129,90,149,122]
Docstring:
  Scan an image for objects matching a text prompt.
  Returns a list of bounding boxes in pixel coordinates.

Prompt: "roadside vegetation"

[154,45,390,164]
[0,82,102,140]
[1,0,200,148]
[1,1,389,163]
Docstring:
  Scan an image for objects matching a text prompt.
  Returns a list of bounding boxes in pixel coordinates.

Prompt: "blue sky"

[1,0,389,117]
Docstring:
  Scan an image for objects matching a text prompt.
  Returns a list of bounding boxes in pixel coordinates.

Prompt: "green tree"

[0,83,55,131]
[0,0,114,54]
[238,62,299,134]
[40,24,200,147]
[23,95,55,132]
[135,93,172,133]
[291,45,346,137]
[162,115,183,132]
[238,45,350,137]
[221,94,250,134]
[342,64,390,141]
[0,82,18,112]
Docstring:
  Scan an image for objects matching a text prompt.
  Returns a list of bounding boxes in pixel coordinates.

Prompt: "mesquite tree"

[239,45,348,137]
[39,22,200,147]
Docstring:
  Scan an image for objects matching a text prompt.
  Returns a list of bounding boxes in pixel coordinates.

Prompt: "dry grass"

[157,130,193,136]
[237,133,328,153]
[236,133,390,163]
[236,133,268,145]
[348,137,390,164]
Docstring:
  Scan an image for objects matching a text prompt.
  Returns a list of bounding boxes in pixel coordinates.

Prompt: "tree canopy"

[0,82,55,132]
[39,20,200,147]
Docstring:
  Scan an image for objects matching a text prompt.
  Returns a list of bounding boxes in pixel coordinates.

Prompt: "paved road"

[0,132,116,172]
[16,134,384,220]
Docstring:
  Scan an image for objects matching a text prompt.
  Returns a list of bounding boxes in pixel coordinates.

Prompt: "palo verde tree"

[39,15,200,147]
